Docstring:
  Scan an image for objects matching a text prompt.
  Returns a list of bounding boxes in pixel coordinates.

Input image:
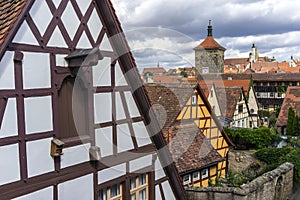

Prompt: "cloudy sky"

[111,0,300,70]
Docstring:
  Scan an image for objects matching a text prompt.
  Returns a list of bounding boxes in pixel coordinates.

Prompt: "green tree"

[180,71,188,77]
[286,107,296,135]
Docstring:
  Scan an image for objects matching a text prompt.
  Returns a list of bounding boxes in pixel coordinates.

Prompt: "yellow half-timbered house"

[144,83,234,187]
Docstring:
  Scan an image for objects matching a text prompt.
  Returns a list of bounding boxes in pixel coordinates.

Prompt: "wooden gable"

[0,1,186,199]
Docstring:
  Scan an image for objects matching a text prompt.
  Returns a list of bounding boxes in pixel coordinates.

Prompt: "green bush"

[225,127,281,149]
[280,148,300,185]
[255,147,300,186]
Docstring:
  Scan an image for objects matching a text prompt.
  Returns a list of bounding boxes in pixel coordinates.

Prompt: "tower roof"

[194,21,226,51]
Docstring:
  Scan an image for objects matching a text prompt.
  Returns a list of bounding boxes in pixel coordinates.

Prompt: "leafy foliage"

[255,147,300,186]
[225,127,281,149]
[286,107,300,136]
[180,71,188,77]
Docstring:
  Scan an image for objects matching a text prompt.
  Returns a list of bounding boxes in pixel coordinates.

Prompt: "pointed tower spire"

[207,20,213,37]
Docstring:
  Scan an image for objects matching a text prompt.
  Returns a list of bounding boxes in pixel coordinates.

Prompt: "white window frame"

[192,171,200,182]
[201,169,208,179]
[183,174,191,185]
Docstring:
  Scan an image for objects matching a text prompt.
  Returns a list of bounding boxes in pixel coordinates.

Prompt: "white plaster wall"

[155,159,166,181]
[0,144,20,185]
[47,26,68,47]
[92,57,111,87]
[26,138,54,178]
[95,126,113,157]
[98,163,126,184]
[0,51,15,89]
[115,62,127,86]
[77,32,92,49]
[124,91,141,118]
[23,52,51,89]
[61,143,90,168]
[0,98,18,138]
[58,174,93,200]
[24,96,53,134]
[13,187,53,200]
[94,93,112,123]
[129,154,152,172]
[132,121,152,147]
[56,54,69,67]
[117,123,134,153]
[13,21,39,45]
[61,2,80,40]
[208,86,222,117]
[87,8,102,40]
[155,185,163,199]
[76,0,92,16]
[248,87,259,115]
[100,34,113,52]
[162,181,176,200]
[115,92,126,120]
[29,0,52,36]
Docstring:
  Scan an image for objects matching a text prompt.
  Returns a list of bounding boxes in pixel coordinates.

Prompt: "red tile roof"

[0,0,26,46]
[194,36,225,51]
[224,58,249,66]
[142,67,166,75]
[199,79,251,96]
[152,75,184,83]
[144,83,195,136]
[278,62,300,73]
[276,86,300,127]
[199,73,300,82]
[168,122,224,173]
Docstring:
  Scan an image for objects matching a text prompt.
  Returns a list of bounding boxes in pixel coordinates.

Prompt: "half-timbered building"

[0,0,187,199]
[144,83,234,187]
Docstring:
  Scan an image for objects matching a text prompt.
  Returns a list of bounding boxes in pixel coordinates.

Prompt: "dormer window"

[191,95,197,105]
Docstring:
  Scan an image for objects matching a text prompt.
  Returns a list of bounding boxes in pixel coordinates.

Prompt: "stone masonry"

[186,162,294,200]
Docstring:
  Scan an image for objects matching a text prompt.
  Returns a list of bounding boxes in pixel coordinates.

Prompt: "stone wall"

[195,49,225,74]
[186,162,294,200]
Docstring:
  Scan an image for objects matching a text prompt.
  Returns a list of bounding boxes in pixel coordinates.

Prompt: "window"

[193,171,200,182]
[277,93,282,98]
[270,92,274,98]
[210,89,213,97]
[58,77,89,142]
[202,67,209,74]
[256,92,260,97]
[130,174,149,200]
[201,169,208,179]
[191,95,197,105]
[262,93,267,98]
[263,82,268,86]
[99,183,123,200]
[183,174,191,185]
[263,105,269,110]
[238,104,243,113]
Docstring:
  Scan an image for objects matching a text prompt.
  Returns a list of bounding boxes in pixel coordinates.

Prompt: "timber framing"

[0,0,187,199]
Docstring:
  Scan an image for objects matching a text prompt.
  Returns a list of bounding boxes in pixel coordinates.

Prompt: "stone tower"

[194,21,226,73]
